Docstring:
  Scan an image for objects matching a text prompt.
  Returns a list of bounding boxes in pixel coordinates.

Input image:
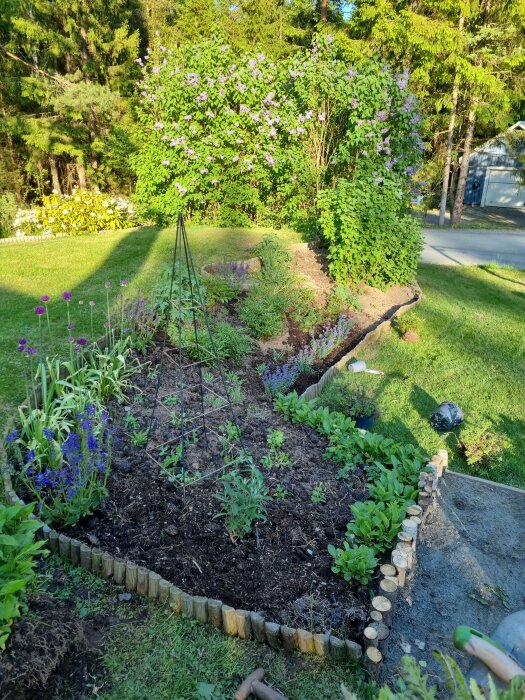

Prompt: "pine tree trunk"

[451,101,477,226]
[49,156,62,194]
[320,0,328,21]
[76,160,87,189]
[438,13,464,226]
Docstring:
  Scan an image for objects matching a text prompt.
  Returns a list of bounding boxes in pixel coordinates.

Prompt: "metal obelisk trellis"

[145,213,246,496]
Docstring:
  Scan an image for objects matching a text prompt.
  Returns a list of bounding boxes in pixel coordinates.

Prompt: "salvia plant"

[214,468,272,543]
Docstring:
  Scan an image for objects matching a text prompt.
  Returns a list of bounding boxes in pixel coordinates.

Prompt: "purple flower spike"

[62,291,72,301]
[67,322,75,330]
[40,295,50,302]
[34,306,46,315]
[19,338,27,345]
[104,281,111,289]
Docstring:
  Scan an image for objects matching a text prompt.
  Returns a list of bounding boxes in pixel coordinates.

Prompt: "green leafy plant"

[132,430,148,447]
[204,275,240,307]
[124,412,140,431]
[311,483,327,504]
[0,192,17,238]
[274,484,292,500]
[321,382,377,420]
[395,310,422,336]
[367,468,418,506]
[260,429,292,469]
[214,468,271,542]
[0,502,46,649]
[237,294,286,339]
[328,542,378,585]
[172,321,254,365]
[346,500,406,553]
[326,286,363,318]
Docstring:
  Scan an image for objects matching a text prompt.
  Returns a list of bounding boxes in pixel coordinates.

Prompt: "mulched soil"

[69,341,371,640]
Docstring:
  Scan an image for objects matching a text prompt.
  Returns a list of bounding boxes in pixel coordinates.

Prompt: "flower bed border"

[1,279,442,669]
[300,284,422,401]
[0,225,144,246]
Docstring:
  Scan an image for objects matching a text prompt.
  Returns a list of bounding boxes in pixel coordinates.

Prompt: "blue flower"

[25,449,36,464]
[86,404,97,416]
[43,428,55,440]
[6,430,18,443]
[87,434,98,452]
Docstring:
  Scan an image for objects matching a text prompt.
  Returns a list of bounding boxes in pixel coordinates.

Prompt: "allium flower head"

[26,347,37,356]
[120,279,129,287]
[78,300,84,305]
[67,322,75,330]
[19,338,27,345]
[62,291,72,301]
[77,337,88,346]
[40,295,50,302]
[89,300,96,307]
[34,306,46,316]
[105,281,111,289]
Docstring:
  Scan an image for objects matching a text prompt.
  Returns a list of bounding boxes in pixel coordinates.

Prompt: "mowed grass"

[0,224,300,431]
[322,264,525,487]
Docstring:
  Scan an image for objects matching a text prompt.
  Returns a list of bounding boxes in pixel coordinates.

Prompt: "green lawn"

[320,264,525,487]
[0,224,300,432]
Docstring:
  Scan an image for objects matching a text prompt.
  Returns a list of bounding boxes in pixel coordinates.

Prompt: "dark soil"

[0,593,93,700]
[69,340,371,640]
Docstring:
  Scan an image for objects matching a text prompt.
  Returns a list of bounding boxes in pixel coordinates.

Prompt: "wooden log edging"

[300,284,422,402]
[362,451,447,675]
[1,444,446,669]
[1,461,364,663]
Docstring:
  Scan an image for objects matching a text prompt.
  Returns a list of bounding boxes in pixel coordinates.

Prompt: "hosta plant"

[0,503,46,650]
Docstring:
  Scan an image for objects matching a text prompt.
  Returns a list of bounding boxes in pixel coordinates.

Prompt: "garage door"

[483,169,525,208]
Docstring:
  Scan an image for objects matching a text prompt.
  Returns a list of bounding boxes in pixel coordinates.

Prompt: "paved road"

[422,228,525,267]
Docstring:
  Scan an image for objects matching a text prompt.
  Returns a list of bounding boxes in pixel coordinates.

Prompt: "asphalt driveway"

[422,227,525,268]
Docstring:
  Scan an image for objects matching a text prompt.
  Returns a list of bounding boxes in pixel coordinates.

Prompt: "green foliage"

[321,382,377,419]
[14,190,137,237]
[260,429,292,469]
[395,311,422,336]
[346,500,406,553]
[377,652,525,700]
[317,177,423,288]
[326,285,364,318]
[133,35,422,243]
[204,276,240,307]
[328,542,378,585]
[214,468,271,542]
[171,321,254,365]
[367,468,418,506]
[0,502,46,650]
[311,482,327,504]
[459,417,508,473]
[0,192,17,238]
[237,295,286,339]
[132,430,148,447]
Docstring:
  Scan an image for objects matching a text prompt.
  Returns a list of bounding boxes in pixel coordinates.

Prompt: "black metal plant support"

[145,212,246,495]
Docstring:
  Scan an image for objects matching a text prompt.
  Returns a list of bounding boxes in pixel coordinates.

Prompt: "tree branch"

[0,45,71,85]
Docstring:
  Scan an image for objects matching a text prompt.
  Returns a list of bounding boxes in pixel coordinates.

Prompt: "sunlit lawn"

[321,264,525,487]
[0,224,300,431]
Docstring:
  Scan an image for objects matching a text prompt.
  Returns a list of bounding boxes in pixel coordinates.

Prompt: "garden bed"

[67,340,372,641]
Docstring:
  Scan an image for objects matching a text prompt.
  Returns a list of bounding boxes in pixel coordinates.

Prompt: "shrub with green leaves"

[395,310,422,336]
[14,190,137,237]
[0,191,17,238]
[214,468,272,542]
[318,176,423,288]
[328,542,378,585]
[0,502,46,650]
[346,500,406,553]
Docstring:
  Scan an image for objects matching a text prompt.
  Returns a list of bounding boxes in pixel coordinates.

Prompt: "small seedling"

[255,363,267,376]
[202,369,214,384]
[274,483,292,500]
[124,413,140,431]
[132,430,149,447]
[147,365,160,380]
[132,392,145,404]
[261,429,292,469]
[219,421,241,459]
[311,483,327,504]
[163,394,179,406]
[205,393,226,409]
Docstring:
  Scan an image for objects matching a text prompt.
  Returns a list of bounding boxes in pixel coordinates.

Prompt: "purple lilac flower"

[62,291,72,301]
[34,306,46,315]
